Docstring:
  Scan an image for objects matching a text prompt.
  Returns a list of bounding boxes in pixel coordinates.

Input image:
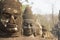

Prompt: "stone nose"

[27,25,31,29]
[9,15,15,24]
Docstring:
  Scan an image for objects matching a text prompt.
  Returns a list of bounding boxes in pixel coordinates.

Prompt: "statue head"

[23,19,36,36]
[0,0,22,36]
[23,6,36,36]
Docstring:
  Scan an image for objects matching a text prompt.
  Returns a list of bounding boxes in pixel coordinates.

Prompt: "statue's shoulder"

[20,35,41,40]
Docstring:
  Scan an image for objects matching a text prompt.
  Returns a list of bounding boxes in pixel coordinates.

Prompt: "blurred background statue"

[51,10,60,40]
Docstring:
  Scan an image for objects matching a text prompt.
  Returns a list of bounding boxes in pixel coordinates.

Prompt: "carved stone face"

[0,8,21,34]
[23,19,35,36]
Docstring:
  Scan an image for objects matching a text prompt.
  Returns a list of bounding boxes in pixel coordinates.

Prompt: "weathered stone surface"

[0,0,22,37]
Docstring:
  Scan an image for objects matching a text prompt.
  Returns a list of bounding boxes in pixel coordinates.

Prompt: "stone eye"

[14,16,17,19]
[30,24,33,27]
[3,13,11,19]
[25,23,28,26]
[14,15,18,19]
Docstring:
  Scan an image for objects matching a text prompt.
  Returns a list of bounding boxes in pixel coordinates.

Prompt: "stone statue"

[33,21,42,37]
[21,5,42,40]
[22,5,35,36]
[0,0,22,38]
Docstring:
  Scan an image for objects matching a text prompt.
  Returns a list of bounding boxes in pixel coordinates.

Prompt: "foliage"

[34,14,58,31]
[22,5,26,12]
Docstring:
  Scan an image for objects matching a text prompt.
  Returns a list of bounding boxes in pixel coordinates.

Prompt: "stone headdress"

[0,0,22,14]
[23,5,35,21]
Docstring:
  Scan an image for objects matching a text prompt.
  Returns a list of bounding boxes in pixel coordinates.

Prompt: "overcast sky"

[20,0,60,15]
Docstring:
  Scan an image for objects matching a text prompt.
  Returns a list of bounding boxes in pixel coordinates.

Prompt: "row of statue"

[0,0,58,40]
